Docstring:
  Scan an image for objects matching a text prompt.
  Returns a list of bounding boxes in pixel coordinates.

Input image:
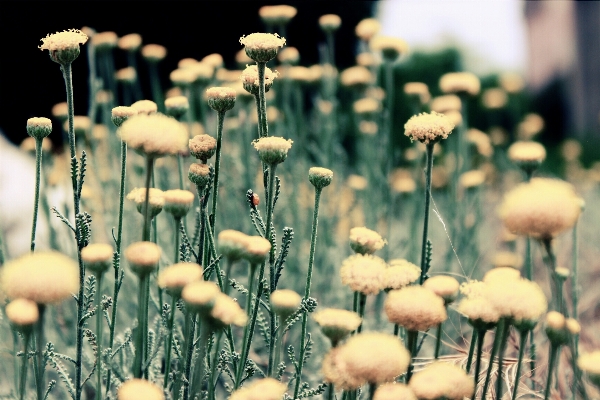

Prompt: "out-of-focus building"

[525,1,600,140]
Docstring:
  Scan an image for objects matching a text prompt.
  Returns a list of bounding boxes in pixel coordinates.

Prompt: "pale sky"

[377,0,527,74]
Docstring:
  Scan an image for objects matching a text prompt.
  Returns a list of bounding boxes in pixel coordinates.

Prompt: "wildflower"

[141,44,167,62]
[423,275,460,304]
[243,236,272,264]
[206,86,236,112]
[466,128,493,157]
[164,96,189,120]
[545,311,569,345]
[188,163,211,188]
[385,286,447,331]
[308,167,333,189]
[483,266,521,283]
[383,259,420,290]
[319,14,342,32]
[347,174,368,191]
[500,72,525,93]
[163,189,194,218]
[230,378,287,400]
[26,117,52,141]
[52,102,68,119]
[439,72,480,96]
[517,113,544,140]
[578,351,600,388]
[355,18,381,41]
[313,308,362,346]
[507,141,546,170]
[373,383,417,400]
[5,298,39,331]
[443,110,462,126]
[91,31,118,51]
[117,33,142,52]
[189,134,217,162]
[131,99,157,115]
[127,187,164,218]
[408,361,474,400]
[391,176,417,194]
[349,227,386,255]
[487,278,547,330]
[482,88,508,109]
[457,297,501,328]
[116,67,136,83]
[170,68,196,88]
[239,33,286,63]
[340,66,372,89]
[404,112,454,144]
[217,230,250,262]
[210,293,248,327]
[181,281,220,315]
[498,178,581,240]
[430,94,461,113]
[370,36,409,61]
[81,243,113,275]
[278,46,300,64]
[323,332,410,389]
[240,65,279,95]
[118,113,188,157]
[459,170,485,189]
[340,254,387,295]
[125,241,161,277]
[259,5,297,25]
[111,106,137,128]
[492,251,523,269]
[117,379,164,400]
[39,29,88,64]
[271,289,302,320]
[356,52,381,68]
[157,262,202,297]
[253,136,293,165]
[404,82,430,104]
[353,98,381,117]
[1,251,79,304]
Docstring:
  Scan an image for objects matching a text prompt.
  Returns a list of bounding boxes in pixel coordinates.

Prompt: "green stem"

[466,328,477,372]
[266,164,278,377]
[210,111,225,237]
[357,293,367,333]
[434,322,443,359]
[544,345,559,400]
[182,314,197,400]
[30,139,43,252]
[95,273,104,400]
[174,217,181,263]
[419,144,434,284]
[148,62,164,113]
[19,332,31,400]
[326,383,335,400]
[133,274,149,378]
[142,156,155,242]
[542,239,562,312]
[406,330,418,382]
[512,329,529,400]
[571,219,579,321]
[481,319,504,399]
[472,328,486,397]
[177,155,185,190]
[190,320,211,399]
[208,329,224,400]
[495,319,512,399]
[368,383,376,400]
[257,62,269,138]
[35,305,46,400]
[273,321,284,377]
[163,295,178,388]
[235,263,258,388]
[293,187,324,398]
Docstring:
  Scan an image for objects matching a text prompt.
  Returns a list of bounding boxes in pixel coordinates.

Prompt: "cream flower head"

[349,227,386,255]
[507,141,546,168]
[270,289,302,319]
[125,241,161,277]
[404,112,455,144]
[370,36,409,60]
[126,187,164,218]
[313,308,362,345]
[157,262,202,297]
[252,136,293,165]
[5,298,40,330]
[340,254,387,295]
[487,277,547,330]
[239,33,286,63]
[258,5,297,25]
[39,29,88,64]
[430,94,461,113]
[1,251,79,304]
[240,65,279,95]
[81,243,114,275]
[385,286,447,331]
[457,296,501,327]
[163,189,195,218]
[340,66,372,89]
[319,14,342,32]
[383,259,420,290]
[118,113,188,157]
[117,379,164,400]
[217,230,250,262]
[373,383,417,400]
[423,275,460,304]
[229,377,287,400]
[439,72,481,96]
[409,361,474,400]
[355,18,381,41]
[210,293,248,327]
[404,82,430,104]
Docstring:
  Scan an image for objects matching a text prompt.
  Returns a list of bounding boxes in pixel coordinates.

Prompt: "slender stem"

[142,156,155,242]
[495,319,512,399]
[525,236,533,280]
[30,139,43,252]
[393,323,400,337]
[95,273,104,400]
[406,330,418,382]
[235,263,258,388]
[542,239,562,312]
[257,63,269,138]
[148,62,165,113]
[434,323,443,359]
[272,321,284,377]
[177,155,185,190]
[208,329,224,400]
[481,319,504,399]
[327,383,335,400]
[571,218,580,320]
[210,111,225,237]
[266,164,278,377]
[173,217,181,263]
[368,383,376,400]
[133,274,150,378]
[512,329,529,400]
[466,328,477,372]
[163,295,178,388]
[544,345,559,400]
[325,31,335,66]
[472,328,486,397]
[357,293,367,333]
[116,141,127,253]
[19,332,31,400]
[183,314,197,400]
[190,320,211,399]
[419,144,434,284]
[293,187,324,398]
[35,305,46,400]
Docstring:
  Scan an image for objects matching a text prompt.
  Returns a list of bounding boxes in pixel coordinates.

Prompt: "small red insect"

[252,193,260,207]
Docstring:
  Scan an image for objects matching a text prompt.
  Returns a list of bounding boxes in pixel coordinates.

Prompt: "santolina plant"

[0,12,598,400]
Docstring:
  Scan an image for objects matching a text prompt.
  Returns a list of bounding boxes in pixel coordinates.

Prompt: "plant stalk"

[419,144,434,284]
[30,139,44,252]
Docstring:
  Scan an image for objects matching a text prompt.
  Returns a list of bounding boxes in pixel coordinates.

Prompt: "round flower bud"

[355,18,381,41]
[242,236,272,264]
[383,259,420,290]
[340,254,387,295]
[26,117,52,140]
[118,113,188,157]
[1,251,79,305]
[349,227,386,255]
[210,293,248,328]
[164,96,189,120]
[206,87,236,112]
[157,262,202,298]
[340,66,372,90]
[118,33,142,52]
[259,5,297,26]
[423,275,460,305]
[457,297,501,330]
[125,241,161,277]
[409,361,474,400]
[404,112,455,145]
[141,44,167,62]
[319,14,342,32]
[239,33,286,63]
[230,378,287,400]
[131,100,158,115]
[202,53,224,69]
[278,46,300,64]
[218,230,250,262]
[116,67,136,83]
[308,167,333,189]
[240,65,279,95]
[373,383,417,400]
[163,189,195,218]
[370,36,409,61]
[404,82,430,104]
[188,163,212,188]
[126,188,164,219]
[385,286,447,331]
[566,318,580,335]
[578,351,600,388]
[181,281,220,315]
[507,141,546,173]
[111,106,137,128]
[52,102,68,120]
[482,88,508,109]
[313,308,362,346]
[91,31,118,52]
[81,243,114,275]
[117,378,164,400]
[6,298,39,332]
[189,134,217,162]
[439,72,481,96]
[492,251,523,269]
[270,289,302,320]
[252,137,293,165]
[39,29,88,65]
[545,311,569,345]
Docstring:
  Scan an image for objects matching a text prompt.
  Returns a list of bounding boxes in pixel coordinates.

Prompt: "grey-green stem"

[30,139,44,252]
[235,263,258,388]
[210,111,226,238]
[512,329,529,400]
[95,272,104,400]
[419,143,434,284]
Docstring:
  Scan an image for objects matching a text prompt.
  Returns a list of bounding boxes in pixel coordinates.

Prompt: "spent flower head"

[189,134,217,162]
